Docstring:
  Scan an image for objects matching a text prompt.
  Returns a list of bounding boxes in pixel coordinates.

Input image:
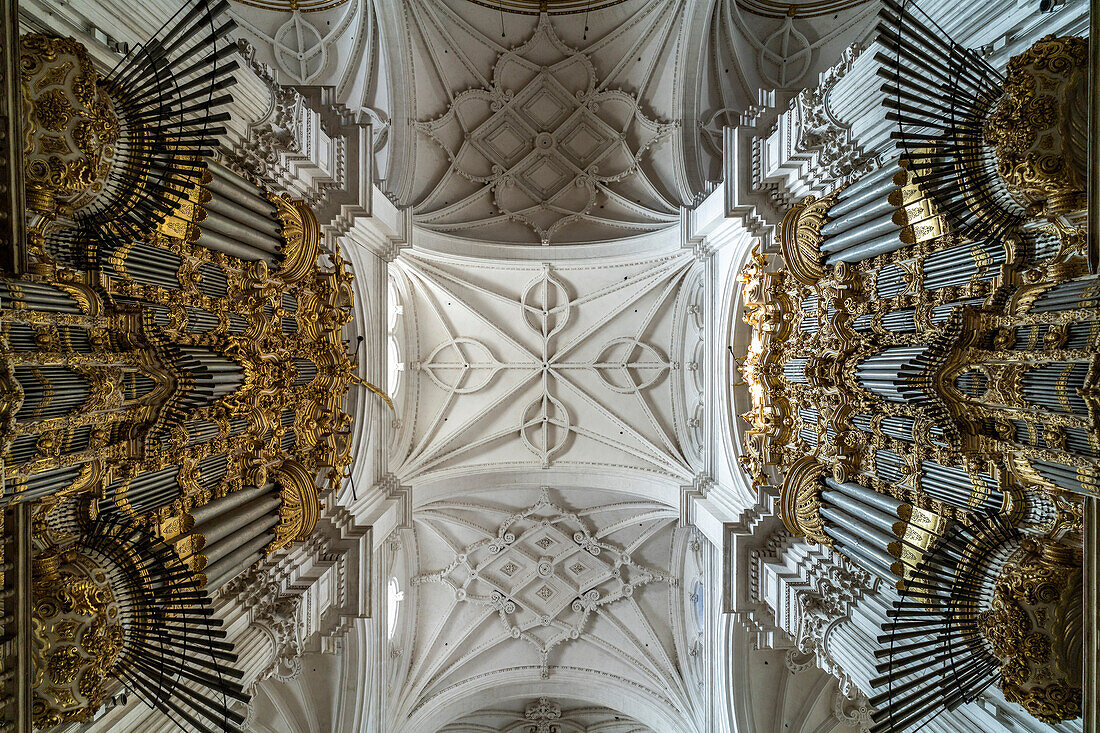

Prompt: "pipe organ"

[0,0,358,729]
[739,2,1093,730]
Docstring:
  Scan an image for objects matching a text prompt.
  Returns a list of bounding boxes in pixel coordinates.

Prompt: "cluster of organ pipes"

[0,0,359,729]
[740,1,1094,730]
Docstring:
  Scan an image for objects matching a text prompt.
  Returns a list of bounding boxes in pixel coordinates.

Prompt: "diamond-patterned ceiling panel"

[412,488,677,678]
[413,16,678,244]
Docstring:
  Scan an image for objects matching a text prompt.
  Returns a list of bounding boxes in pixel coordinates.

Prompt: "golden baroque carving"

[778,191,840,286]
[19,34,119,216]
[985,35,1087,223]
[269,193,322,284]
[979,539,1083,724]
[267,460,321,555]
[737,246,794,491]
[779,457,831,545]
[31,551,125,729]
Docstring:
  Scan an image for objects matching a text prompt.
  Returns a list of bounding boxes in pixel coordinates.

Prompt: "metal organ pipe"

[826,478,904,515]
[198,495,282,550]
[189,484,270,525]
[200,209,283,254]
[203,530,277,591]
[828,165,900,218]
[823,522,898,582]
[194,227,276,263]
[202,513,278,568]
[820,196,897,238]
[820,215,901,254]
[204,189,282,237]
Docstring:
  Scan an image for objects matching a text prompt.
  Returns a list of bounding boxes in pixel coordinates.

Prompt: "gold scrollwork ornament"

[985,36,1088,226]
[979,539,1083,723]
[19,34,119,216]
[31,551,125,728]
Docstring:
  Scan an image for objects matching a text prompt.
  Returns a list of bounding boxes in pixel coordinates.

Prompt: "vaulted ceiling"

[386,0,714,244]
[220,0,881,730]
[385,485,710,733]
[440,697,655,732]
[390,249,703,484]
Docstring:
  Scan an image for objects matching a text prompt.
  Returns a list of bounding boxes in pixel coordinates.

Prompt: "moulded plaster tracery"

[413,488,675,678]
[390,251,700,483]
[386,485,707,733]
[413,14,678,244]
[439,696,656,732]
[229,0,362,85]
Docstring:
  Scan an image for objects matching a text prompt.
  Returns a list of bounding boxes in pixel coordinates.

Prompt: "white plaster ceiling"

[386,0,715,244]
[695,0,879,179]
[440,696,654,732]
[388,249,702,484]
[740,646,865,733]
[249,651,344,733]
[383,485,708,733]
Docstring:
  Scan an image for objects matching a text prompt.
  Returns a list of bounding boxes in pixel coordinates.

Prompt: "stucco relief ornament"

[219,567,305,683]
[413,16,676,244]
[794,43,875,182]
[524,696,563,733]
[833,688,873,733]
[220,40,305,180]
[413,488,674,678]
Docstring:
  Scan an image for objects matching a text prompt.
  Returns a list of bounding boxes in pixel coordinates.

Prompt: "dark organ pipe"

[204,529,276,590]
[204,173,281,218]
[189,484,269,524]
[194,227,277,263]
[205,194,283,238]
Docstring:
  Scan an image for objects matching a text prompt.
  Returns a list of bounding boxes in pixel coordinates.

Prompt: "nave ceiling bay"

[381,484,711,733]
[386,249,704,485]
[387,0,712,244]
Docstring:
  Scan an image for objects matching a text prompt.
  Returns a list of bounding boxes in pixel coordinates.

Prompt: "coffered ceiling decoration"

[385,486,706,732]
[389,250,701,484]
[386,0,716,242]
[439,696,654,732]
